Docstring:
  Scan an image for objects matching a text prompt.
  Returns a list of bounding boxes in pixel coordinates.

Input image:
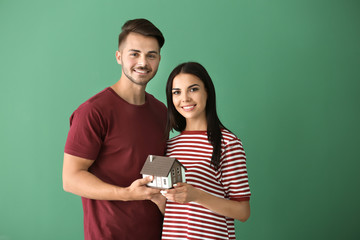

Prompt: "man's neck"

[111,77,147,105]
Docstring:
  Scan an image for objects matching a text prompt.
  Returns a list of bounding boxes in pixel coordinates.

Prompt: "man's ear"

[115,50,122,65]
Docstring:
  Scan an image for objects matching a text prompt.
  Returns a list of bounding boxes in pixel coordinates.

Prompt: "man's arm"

[62,153,161,201]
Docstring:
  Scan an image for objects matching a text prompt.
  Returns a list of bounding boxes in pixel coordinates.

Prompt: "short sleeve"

[64,103,105,160]
[220,138,251,201]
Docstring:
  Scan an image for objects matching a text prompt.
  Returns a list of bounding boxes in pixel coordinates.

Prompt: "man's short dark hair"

[118,18,165,49]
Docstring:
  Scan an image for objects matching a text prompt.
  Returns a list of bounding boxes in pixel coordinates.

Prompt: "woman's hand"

[161,182,199,204]
[161,182,250,222]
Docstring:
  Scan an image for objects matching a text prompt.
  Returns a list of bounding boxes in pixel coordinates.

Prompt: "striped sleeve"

[220,137,251,201]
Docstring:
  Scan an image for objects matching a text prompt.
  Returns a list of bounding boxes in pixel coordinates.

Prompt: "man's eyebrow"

[128,49,159,54]
[148,50,159,55]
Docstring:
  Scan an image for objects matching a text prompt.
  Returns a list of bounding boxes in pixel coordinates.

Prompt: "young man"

[62,19,166,240]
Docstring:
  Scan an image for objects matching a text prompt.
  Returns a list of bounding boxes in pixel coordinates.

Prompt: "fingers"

[160,187,182,200]
[128,177,162,200]
[161,183,186,195]
[173,182,183,188]
[135,176,154,186]
[141,187,161,200]
[149,188,161,194]
[161,188,177,196]
[161,183,196,204]
[160,190,175,202]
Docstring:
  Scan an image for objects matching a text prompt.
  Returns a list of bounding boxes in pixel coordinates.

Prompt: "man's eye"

[130,53,138,57]
[148,54,156,59]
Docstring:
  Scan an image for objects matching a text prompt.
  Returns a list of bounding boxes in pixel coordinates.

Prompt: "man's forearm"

[63,169,130,200]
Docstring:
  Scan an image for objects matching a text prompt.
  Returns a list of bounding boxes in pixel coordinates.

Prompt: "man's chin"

[130,78,152,86]
[124,72,154,86]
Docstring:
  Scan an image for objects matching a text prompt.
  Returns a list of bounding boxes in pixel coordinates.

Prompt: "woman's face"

[172,73,208,126]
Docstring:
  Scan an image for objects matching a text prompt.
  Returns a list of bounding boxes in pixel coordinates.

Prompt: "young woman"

[159,62,251,240]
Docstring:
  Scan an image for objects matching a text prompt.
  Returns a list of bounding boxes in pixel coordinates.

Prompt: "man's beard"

[123,65,157,86]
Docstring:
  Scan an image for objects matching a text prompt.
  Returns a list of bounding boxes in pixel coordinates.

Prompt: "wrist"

[193,188,205,203]
[115,186,131,201]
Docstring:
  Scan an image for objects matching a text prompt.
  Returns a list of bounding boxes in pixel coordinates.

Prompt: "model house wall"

[141,155,186,189]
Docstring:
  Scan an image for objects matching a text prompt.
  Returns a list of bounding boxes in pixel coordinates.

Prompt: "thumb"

[138,176,153,185]
[173,182,184,188]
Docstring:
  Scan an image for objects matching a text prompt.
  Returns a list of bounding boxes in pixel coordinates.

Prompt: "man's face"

[116,32,161,86]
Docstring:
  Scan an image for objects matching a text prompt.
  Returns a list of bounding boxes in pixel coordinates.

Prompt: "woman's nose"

[181,92,190,102]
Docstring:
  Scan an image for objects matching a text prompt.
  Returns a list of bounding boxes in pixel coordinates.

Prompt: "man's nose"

[137,55,148,67]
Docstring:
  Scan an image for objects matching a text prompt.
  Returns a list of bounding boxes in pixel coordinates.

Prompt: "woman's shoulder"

[221,128,239,141]
[167,130,208,144]
[221,128,246,149]
[167,133,183,144]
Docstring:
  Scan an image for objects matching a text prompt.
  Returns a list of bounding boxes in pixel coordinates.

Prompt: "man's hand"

[150,192,166,215]
[126,176,161,201]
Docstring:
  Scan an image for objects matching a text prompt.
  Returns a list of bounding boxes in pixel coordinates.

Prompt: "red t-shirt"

[65,87,167,240]
[163,129,251,239]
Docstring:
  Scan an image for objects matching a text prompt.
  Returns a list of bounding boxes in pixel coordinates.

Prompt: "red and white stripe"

[162,129,251,240]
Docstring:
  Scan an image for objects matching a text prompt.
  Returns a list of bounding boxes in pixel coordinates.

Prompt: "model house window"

[163,179,167,185]
[176,167,180,175]
[172,169,175,176]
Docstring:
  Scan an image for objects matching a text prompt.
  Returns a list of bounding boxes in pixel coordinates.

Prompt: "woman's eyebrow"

[172,84,200,91]
[188,84,200,89]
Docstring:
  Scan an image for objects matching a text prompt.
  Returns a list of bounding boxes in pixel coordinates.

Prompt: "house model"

[140,155,186,189]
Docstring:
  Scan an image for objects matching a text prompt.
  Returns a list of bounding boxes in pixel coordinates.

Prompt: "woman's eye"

[190,87,199,92]
[172,91,180,95]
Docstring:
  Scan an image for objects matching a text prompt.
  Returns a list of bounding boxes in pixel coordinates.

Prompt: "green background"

[1,0,359,239]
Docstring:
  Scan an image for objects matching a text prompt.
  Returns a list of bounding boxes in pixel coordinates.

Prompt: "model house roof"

[140,155,186,177]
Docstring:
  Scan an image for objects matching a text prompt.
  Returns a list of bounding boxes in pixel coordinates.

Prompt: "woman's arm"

[161,182,250,222]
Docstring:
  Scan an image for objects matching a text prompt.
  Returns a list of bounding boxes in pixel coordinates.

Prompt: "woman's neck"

[185,119,207,131]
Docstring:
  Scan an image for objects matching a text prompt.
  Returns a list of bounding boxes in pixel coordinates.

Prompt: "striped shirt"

[162,129,251,240]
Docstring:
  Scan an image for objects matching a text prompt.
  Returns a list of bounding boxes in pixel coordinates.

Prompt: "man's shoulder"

[78,87,114,107]
[86,87,115,105]
[70,87,114,117]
